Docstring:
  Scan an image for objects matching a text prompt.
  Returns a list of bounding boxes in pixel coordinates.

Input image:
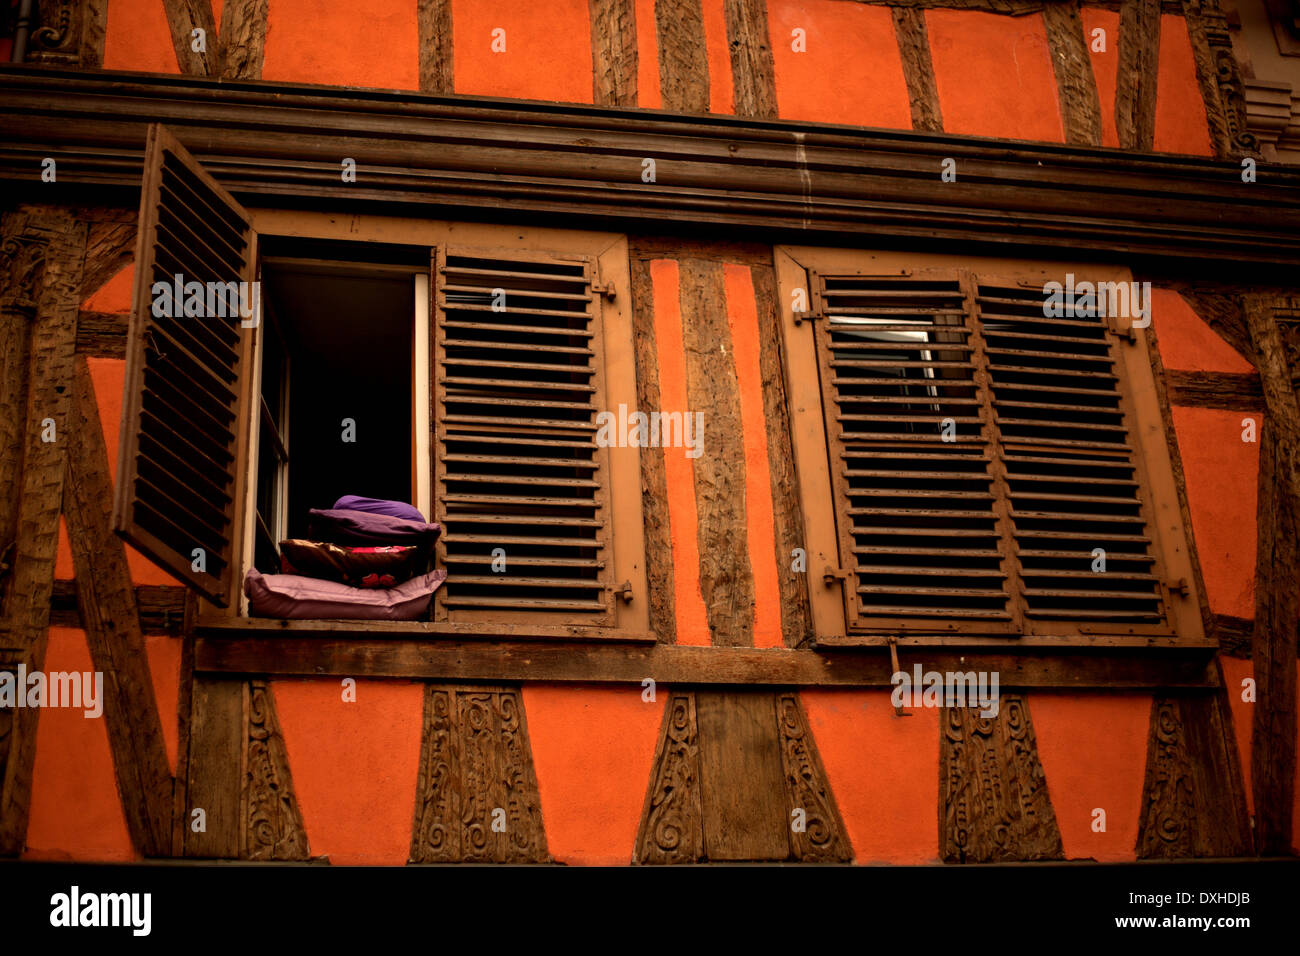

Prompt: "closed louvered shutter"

[811,270,1166,635]
[433,249,615,625]
[114,124,257,606]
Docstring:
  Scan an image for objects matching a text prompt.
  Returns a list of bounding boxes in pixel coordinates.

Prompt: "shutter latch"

[619,580,634,603]
[823,565,849,587]
[1167,577,1190,597]
[793,311,823,326]
[592,281,616,301]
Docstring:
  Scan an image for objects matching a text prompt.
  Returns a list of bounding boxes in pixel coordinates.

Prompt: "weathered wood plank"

[163,0,220,76]
[218,0,268,81]
[80,221,134,303]
[751,261,813,647]
[892,6,944,133]
[940,695,1065,862]
[51,579,188,634]
[0,207,85,857]
[1116,0,1161,150]
[183,677,244,859]
[417,0,454,95]
[1166,369,1263,409]
[194,632,1222,688]
[74,310,127,358]
[1137,691,1253,856]
[696,690,789,859]
[1044,1,1103,146]
[724,0,777,119]
[655,0,710,113]
[590,0,639,107]
[1213,613,1253,659]
[1243,293,1299,855]
[679,257,755,647]
[629,254,677,644]
[63,356,173,857]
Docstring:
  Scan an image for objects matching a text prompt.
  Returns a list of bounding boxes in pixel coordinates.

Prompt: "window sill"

[198,616,653,644]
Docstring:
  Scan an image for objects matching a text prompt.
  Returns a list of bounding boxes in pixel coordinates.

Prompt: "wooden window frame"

[206,211,651,642]
[776,245,1209,650]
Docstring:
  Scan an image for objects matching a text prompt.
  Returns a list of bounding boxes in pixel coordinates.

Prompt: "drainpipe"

[12,0,35,63]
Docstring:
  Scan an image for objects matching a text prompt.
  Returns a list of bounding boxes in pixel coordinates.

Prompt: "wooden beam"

[62,356,173,857]
[74,309,127,358]
[1116,0,1161,151]
[590,0,639,107]
[50,579,188,634]
[1172,288,1257,367]
[80,0,108,70]
[244,680,310,860]
[1044,1,1103,146]
[1180,0,1260,159]
[193,629,1222,688]
[79,221,135,303]
[3,70,1300,272]
[1244,293,1299,855]
[183,677,243,858]
[892,7,944,134]
[724,0,777,119]
[218,0,268,81]
[0,206,85,856]
[162,0,220,76]
[655,0,710,113]
[417,0,454,95]
[1212,614,1253,658]
[1166,369,1264,409]
[680,258,754,646]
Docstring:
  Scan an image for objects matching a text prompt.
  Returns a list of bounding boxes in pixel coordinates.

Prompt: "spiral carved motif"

[243,681,310,861]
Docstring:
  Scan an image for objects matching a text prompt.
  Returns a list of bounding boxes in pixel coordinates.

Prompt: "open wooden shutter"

[433,248,615,625]
[114,124,257,606]
[811,270,1167,635]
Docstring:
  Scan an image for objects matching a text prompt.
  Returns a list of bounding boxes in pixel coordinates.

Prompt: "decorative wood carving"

[244,680,310,861]
[775,693,851,861]
[940,695,1065,862]
[892,6,944,134]
[1137,692,1253,857]
[24,0,102,67]
[636,692,704,863]
[409,684,550,863]
[1184,0,1261,157]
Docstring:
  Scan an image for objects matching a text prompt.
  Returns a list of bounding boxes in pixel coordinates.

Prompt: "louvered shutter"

[433,249,615,624]
[114,125,257,606]
[811,270,1167,635]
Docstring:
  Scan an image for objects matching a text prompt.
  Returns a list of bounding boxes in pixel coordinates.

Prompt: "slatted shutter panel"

[974,280,1165,626]
[433,249,614,624]
[812,270,1168,635]
[114,125,257,606]
[812,273,1016,633]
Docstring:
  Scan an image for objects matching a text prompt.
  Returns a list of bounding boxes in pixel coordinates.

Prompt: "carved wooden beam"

[2,70,1299,274]
[62,356,173,856]
[1182,0,1261,159]
[0,205,85,856]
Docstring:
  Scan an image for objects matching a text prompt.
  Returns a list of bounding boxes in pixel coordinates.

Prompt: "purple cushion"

[333,495,426,523]
[244,568,447,621]
[308,508,441,549]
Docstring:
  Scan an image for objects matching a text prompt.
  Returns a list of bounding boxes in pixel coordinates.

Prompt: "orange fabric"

[1082,7,1120,148]
[145,634,182,774]
[926,9,1064,142]
[702,0,733,113]
[1172,407,1259,620]
[104,0,179,74]
[651,260,710,645]
[1030,692,1150,861]
[522,684,665,864]
[453,0,593,103]
[23,627,136,862]
[262,0,418,90]
[723,265,782,648]
[1219,656,1254,816]
[801,690,939,863]
[272,679,424,865]
[636,0,662,108]
[768,0,911,130]
[1154,14,1213,156]
[1152,288,1255,373]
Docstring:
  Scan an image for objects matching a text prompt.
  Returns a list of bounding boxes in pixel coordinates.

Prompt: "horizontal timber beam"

[194,628,1220,689]
[1,69,1299,276]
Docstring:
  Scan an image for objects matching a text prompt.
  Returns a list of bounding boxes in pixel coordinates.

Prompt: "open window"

[776,247,1206,648]
[115,124,650,639]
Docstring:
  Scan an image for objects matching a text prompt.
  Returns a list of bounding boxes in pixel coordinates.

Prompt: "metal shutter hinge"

[619,580,633,603]
[823,565,849,586]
